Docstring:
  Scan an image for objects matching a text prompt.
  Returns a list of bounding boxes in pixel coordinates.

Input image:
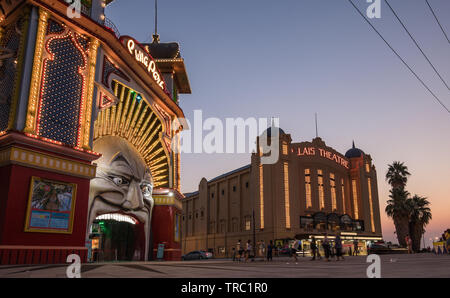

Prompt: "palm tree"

[385,188,410,247]
[386,161,411,190]
[407,195,432,252]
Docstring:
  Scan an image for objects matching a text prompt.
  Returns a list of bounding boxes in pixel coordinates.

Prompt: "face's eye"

[141,183,153,198]
[109,176,130,186]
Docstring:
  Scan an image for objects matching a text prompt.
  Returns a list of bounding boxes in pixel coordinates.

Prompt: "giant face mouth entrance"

[89,213,146,262]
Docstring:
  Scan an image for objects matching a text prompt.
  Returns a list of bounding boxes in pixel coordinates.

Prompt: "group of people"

[232,239,276,262]
[233,239,253,262]
[232,234,361,263]
[434,229,450,254]
[309,234,353,261]
[444,229,450,253]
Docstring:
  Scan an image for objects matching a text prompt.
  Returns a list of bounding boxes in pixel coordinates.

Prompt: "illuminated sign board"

[295,146,349,169]
[120,36,165,90]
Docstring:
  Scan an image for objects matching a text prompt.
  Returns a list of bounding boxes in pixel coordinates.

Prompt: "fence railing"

[104,17,120,39]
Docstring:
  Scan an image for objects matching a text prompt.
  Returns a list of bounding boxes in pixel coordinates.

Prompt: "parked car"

[182,251,209,260]
[369,243,387,250]
[368,242,408,254]
[199,250,213,259]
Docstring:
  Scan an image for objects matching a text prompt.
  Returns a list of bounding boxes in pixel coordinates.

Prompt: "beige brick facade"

[182,130,383,257]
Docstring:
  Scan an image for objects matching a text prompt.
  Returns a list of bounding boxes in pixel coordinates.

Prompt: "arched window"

[327,213,340,231]
[340,214,353,231]
[300,216,313,230]
[313,212,327,231]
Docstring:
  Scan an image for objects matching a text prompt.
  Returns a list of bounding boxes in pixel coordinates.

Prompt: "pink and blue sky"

[107,0,450,246]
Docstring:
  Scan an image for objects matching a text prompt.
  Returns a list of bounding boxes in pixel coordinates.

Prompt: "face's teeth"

[95,213,138,225]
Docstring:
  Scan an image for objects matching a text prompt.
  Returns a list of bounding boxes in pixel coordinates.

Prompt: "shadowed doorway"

[90,214,146,261]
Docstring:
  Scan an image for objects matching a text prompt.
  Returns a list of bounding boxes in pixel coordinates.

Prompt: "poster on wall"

[24,177,77,234]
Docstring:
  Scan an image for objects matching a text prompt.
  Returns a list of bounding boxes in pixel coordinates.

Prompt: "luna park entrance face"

[89,214,146,262]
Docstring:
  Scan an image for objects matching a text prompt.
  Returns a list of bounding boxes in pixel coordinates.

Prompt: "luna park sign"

[120,36,165,90]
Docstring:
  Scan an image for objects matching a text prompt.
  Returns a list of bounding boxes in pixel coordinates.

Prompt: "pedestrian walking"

[288,241,293,258]
[322,235,331,261]
[267,240,273,261]
[245,240,252,262]
[310,237,321,261]
[291,238,299,262]
[232,247,236,262]
[353,239,359,256]
[405,234,413,254]
[236,239,243,262]
[260,240,265,259]
[335,234,344,261]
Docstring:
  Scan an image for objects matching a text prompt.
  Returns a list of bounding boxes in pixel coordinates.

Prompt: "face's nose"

[121,180,144,210]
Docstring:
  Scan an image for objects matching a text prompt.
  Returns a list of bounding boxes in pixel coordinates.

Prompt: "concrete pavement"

[0,253,449,278]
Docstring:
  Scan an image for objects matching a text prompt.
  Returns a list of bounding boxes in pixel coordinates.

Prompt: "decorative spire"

[315,113,318,138]
[352,140,355,149]
[152,34,160,43]
[152,0,160,43]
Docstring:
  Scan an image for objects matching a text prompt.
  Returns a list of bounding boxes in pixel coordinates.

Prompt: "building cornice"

[0,131,100,163]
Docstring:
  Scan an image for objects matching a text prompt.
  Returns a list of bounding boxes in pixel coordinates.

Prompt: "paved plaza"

[0,253,449,278]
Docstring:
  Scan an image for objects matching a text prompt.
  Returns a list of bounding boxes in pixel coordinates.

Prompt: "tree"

[386,161,411,190]
[407,195,432,252]
[385,161,411,246]
[385,187,410,247]
[385,162,432,250]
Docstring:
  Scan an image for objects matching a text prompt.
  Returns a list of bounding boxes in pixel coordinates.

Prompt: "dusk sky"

[106,0,450,246]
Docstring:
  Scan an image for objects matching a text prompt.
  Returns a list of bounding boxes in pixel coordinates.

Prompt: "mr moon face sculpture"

[88,136,154,260]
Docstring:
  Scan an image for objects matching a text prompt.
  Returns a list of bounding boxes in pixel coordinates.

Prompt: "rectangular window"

[232,219,238,232]
[318,169,324,210]
[366,162,370,173]
[282,143,288,155]
[284,162,291,229]
[352,180,359,219]
[368,178,375,232]
[341,178,346,214]
[305,169,312,208]
[330,173,336,211]
[245,218,251,231]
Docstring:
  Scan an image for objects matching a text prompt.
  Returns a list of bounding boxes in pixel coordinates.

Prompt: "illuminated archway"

[93,80,170,188]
